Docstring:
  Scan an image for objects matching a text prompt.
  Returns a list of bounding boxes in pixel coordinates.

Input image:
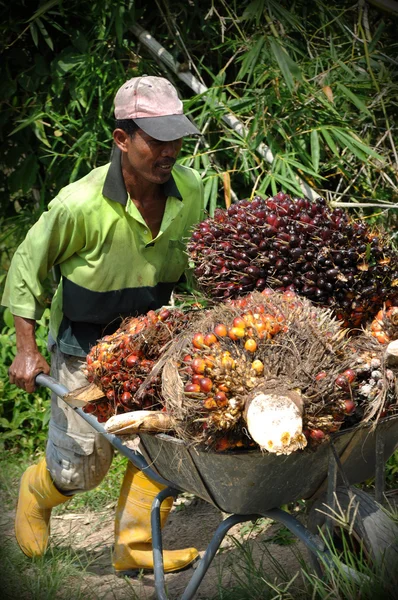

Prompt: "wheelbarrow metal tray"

[138,414,398,515]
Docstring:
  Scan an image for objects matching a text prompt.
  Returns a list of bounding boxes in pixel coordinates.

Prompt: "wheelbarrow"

[36,373,398,600]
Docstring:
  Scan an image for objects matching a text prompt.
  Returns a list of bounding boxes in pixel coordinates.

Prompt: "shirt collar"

[102,146,182,205]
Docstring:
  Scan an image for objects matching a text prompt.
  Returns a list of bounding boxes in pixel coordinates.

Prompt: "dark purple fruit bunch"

[188,192,398,327]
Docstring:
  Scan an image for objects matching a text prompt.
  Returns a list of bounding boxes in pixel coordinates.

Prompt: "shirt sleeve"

[1,196,85,321]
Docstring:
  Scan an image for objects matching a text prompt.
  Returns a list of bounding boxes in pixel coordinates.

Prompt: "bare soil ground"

[0,493,307,600]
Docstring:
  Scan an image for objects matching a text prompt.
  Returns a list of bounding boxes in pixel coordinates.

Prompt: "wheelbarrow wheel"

[307,486,398,583]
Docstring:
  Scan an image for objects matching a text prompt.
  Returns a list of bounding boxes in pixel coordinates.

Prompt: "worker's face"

[114,128,183,185]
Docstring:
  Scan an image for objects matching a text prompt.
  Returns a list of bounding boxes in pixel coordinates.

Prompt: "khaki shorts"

[46,341,113,493]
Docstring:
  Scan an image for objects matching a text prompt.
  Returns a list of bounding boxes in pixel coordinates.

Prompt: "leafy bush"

[0,308,51,451]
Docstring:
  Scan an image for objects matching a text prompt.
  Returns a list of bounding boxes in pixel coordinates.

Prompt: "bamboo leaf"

[310,130,320,173]
[336,83,372,117]
[268,38,302,93]
[237,36,266,81]
[9,112,46,136]
[203,177,214,211]
[241,0,267,25]
[320,129,340,158]
[30,22,39,47]
[333,130,369,161]
[114,4,125,46]
[281,157,324,179]
[334,129,384,161]
[26,0,60,23]
[209,176,219,217]
[36,18,54,51]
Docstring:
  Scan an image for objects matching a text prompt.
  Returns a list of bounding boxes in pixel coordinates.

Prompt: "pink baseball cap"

[114,76,200,141]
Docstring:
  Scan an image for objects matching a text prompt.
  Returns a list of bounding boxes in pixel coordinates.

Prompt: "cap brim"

[132,114,200,141]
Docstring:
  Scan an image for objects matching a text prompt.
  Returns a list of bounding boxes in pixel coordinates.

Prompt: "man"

[2,76,204,574]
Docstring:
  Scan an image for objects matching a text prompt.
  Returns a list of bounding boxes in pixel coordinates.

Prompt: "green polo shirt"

[2,148,204,356]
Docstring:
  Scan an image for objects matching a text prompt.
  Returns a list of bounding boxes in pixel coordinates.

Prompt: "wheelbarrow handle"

[35,372,177,490]
[35,372,69,398]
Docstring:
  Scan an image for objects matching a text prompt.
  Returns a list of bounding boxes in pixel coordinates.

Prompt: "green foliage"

[1,0,137,226]
[0,309,51,451]
[1,0,397,236]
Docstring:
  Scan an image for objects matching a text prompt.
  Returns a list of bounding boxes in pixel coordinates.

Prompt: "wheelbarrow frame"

[36,373,398,600]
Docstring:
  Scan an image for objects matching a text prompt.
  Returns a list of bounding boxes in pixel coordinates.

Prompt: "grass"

[0,538,92,600]
[211,519,398,600]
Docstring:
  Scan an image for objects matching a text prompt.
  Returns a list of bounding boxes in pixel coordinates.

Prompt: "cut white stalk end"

[385,340,398,369]
[244,388,307,455]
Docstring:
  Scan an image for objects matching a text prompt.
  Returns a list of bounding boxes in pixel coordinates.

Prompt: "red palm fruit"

[344,399,356,415]
[192,333,205,349]
[309,429,325,441]
[87,355,94,365]
[158,308,171,321]
[214,391,228,406]
[121,392,132,403]
[261,288,274,297]
[203,397,218,410]
[140,359,154,370]
[374,331,390,344]
[199,377,213,393]
[218,384,229,393]
[126,354,139,367]
[370,320,383,332]
[243,311,255,325]
[282,290,296,300]
[235,298,249,309]
[204,333,217,347]
[84,403,96,414]
[263,316,281,336]
[315,371,327,381]
[233,316,246,329]
[147,310,158,323]
[183,354,192,362]
[192,358,206,374]
[184,383,201,393]
[192,374,203,385]
[204,355,216,369]
[106,389,115,401]
[343,369,356,384]
[122,381,131,392]
[214,324,227,337]
[101,376,111,387]
[335,375,349,390]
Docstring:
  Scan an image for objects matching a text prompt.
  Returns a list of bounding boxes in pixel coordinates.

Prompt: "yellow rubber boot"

[15,458,70,557]
[113,462,198,574]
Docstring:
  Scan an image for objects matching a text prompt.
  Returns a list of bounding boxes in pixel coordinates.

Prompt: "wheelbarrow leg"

[151,493,260,600]
[151,486,180,600]
[180,514,261,600]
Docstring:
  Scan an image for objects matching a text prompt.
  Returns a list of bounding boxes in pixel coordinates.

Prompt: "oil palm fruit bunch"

[161,290,391,453]
[188,193,398,327]
[82,308,191,422]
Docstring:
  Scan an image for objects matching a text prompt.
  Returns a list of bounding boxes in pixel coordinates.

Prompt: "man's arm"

[2,197,84,392]
[8,316,50,393]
